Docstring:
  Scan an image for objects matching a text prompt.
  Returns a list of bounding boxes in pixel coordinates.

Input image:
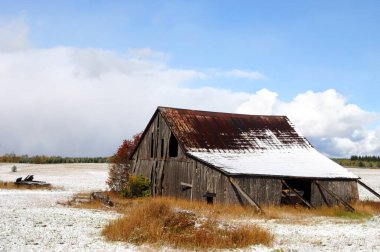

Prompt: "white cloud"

[224,69,267,80]
[236,89,277,115]
[0,36,250,156]
[237,89,380,157]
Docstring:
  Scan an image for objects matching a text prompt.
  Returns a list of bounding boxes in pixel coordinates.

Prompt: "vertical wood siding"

[311,180,359,206]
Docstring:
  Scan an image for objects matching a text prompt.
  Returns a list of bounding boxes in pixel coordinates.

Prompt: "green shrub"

[121,175,151,198]
[11,165,17,172]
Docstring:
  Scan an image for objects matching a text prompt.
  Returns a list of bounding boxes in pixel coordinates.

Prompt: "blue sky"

[0,1,379,156]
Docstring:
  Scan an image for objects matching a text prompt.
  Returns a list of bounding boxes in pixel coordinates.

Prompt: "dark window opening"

[150,133,154,158]
[169,134,178,157]
[281,179,311,206]
[160,139,164,158]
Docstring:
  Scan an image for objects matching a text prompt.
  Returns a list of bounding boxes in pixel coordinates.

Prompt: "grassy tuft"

[102,197,273,249]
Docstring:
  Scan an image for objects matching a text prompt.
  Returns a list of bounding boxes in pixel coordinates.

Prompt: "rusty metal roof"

[159,107,312,153]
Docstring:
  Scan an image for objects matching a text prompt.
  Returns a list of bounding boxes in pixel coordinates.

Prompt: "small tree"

[107,132,142,193]
[11,165,17,172]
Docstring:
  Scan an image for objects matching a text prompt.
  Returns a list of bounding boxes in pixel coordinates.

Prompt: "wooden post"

[358,180,380,200]
[281,180,315,209]
[228,177,262,212]
[315,180,355,212]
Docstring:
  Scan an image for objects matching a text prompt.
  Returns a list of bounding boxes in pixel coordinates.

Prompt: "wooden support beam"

[281,180,315,209]
[315,180,355,212]
[358,180,380,200]
[315,182,330,207]
[228,177,262,212]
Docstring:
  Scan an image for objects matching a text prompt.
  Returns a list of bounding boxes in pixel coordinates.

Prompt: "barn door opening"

[281,179,312,207]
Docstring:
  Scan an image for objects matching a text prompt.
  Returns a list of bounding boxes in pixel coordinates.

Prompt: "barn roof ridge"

[157,106,287,118]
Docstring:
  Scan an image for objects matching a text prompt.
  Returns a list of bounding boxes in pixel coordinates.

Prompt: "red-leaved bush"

[107,132,142,192]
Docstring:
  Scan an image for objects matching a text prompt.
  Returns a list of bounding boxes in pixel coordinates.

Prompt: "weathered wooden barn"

[130,107,360,209]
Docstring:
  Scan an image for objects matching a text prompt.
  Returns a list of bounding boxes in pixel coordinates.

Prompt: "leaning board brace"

[358,180,380,200]
[228,177,263,212]
[315,180,355,212]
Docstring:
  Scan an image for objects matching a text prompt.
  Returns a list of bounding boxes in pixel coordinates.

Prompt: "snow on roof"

[189,148,358,179]
[159,107,358,179]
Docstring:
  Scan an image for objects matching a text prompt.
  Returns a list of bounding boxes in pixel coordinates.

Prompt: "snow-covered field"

[0,163,135,251]
[0,164,379,251]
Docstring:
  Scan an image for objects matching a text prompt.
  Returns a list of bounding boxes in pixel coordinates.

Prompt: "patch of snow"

[231,216,380,252]
[0,163,135,251]
[0,163,109,191]
[189,148,358,179]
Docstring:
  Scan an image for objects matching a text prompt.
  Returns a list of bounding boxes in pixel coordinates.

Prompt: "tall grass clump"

[102,198,273,249]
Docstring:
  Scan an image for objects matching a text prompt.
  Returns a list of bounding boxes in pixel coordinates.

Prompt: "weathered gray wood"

[315,180,355,212]
[229,177,262,212]
[358,180,380,200]
[281,180,314,209]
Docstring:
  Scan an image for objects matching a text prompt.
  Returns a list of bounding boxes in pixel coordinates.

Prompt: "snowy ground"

[350,168,380,201]
[0,164,379,251]
[0,163,135,251]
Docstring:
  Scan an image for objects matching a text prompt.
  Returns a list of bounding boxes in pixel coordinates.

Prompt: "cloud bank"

[0,20,379,157]
[238,89,380,157]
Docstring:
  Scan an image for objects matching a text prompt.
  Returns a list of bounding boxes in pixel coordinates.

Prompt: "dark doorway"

[281,179,312,206]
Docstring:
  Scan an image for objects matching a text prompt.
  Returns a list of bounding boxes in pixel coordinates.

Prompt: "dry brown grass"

[353,200,380,216]
[102,197,273,249]
[74,192,380,220]
[73,194,380,249]
[0,181,54,190]
[263,201,380,220]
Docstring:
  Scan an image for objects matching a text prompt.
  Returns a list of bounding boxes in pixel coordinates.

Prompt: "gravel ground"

[0,164,379,251]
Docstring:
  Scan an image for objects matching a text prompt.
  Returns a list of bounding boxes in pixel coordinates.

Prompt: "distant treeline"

[333,155,380,168]
[350,155,380,162]
[0,154,108,164]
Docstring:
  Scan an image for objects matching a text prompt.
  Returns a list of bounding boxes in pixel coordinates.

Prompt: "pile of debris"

[58,192,114,207]
[15,175,51,186]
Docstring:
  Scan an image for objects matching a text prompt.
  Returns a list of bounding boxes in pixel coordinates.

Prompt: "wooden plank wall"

[311,180,359,206]
[233,177,282,206]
